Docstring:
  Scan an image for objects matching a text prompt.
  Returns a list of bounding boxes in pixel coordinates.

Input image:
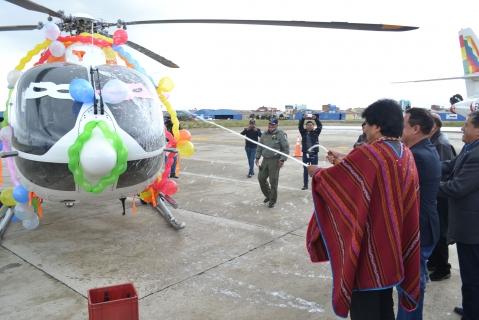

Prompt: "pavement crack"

[0,244,87,299]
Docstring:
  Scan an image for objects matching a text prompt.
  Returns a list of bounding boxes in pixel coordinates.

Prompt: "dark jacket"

[240,127,262,148]
[430,130,456,238]
[439,140,479,244]
[410,138,441,247]
[430,130,456,165]
[298,117,322,153]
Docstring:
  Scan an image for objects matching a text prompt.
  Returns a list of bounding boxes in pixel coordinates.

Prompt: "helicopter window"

[97,65,164,152]
[13,63,85,155]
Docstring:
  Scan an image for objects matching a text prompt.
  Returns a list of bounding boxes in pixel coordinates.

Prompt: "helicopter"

[0,0,418,240]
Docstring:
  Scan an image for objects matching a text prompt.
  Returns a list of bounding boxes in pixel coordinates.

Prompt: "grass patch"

[178,119,465,129]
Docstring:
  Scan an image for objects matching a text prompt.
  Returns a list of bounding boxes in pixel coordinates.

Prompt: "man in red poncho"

[306,99,421,320]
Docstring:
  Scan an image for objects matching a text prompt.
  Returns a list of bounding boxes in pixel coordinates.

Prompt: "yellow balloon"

[177,140,195,158]
[158,77,175,92]
[0,188,17,207]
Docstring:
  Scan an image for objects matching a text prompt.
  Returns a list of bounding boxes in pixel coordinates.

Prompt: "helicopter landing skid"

[0,206,15,241]
[154,196,185,230]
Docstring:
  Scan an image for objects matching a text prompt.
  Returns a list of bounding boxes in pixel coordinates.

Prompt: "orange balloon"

[179,129,192,141]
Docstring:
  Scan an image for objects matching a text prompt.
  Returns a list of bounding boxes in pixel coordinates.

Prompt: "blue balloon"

[13,185,29,204]
[0,140,3,151]
[69,78,94,104]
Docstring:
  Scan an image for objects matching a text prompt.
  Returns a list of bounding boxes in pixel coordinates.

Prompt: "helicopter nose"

[80,129,117,178]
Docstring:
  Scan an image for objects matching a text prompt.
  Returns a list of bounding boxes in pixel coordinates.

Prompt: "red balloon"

[163,179,178,196]
[113,29,128,45]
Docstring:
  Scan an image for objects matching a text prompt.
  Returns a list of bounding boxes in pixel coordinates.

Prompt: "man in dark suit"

[439,111,479,320]
[427,114,457,281]
[399,108,441,320]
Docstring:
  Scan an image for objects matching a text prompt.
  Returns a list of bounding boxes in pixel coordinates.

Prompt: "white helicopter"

[0,0,418,240]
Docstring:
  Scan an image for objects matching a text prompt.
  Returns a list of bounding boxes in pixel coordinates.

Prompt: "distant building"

[194,109,242,120]
[433,112,466,121]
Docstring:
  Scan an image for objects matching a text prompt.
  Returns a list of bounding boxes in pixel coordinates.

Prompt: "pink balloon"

[2,139,20,186]
[113,29,128,45]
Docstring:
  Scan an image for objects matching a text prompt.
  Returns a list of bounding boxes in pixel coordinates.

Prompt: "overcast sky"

[0,0,478,111]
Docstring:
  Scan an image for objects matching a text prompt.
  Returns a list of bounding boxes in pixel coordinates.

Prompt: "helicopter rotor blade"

[0,24,40,31]
[125,40,179,68]
[121,19,418,32]
[5,0,63,18]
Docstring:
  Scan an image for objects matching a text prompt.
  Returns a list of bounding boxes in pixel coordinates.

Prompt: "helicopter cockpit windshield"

[12,63,165,156]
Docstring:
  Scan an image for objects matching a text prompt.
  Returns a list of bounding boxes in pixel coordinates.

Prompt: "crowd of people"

[241,99,479,319]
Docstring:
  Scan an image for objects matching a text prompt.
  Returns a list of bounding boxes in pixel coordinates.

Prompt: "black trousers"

[350,288,394,320]
[429,197,451,273]
[457,242,479,320]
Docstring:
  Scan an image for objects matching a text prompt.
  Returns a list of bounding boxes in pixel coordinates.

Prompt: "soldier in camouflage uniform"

[255,118,290,208]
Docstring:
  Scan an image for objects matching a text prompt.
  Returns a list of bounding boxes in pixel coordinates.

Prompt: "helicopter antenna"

[94,68,105,115]
[89,66,98,114]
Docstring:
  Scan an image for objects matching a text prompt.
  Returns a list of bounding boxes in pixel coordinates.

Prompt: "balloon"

[179,129,192,141]
[177,140,195,157]
[0,188,17,207]
[7,69,22,89]
[158,77,175,92]
[14,203,34,220]
[69,79,94,103]
[102,79,130,104]
[80,129,117,177]
[113,29,128,45]
[13,185,29,204]
[15,40,51,71]
[163,179,178,196]
[0,126,12,141]
[43,22,60,40]
[0,141,3,151]
[22,215,40,230]
[49,40,65,57]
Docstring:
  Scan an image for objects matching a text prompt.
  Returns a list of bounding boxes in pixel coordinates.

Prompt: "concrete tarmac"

[0,125,464,319]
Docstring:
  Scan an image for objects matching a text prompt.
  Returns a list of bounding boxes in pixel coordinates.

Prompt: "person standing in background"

[256,118,290,208]
[427,113,456,281]
[298,113,322,190]
[240,119,262,178]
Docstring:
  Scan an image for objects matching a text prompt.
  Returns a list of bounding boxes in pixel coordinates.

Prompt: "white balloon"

[49,41,66,57]
[0,126,13,141]
[80,128,117,178]
[43,22,60,40]
[14,203,35,220]
[102,79,130,104]
[7,69,22,89]
[22,215,40,230]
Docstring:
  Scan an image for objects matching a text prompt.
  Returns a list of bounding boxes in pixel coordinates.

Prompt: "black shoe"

[301,186,308,190]
[268,202,275,208]
[263,198,270,203]
[453,307,464,316]
[429,270,451,281]
[170,175,179,179]
[247,173,252,178]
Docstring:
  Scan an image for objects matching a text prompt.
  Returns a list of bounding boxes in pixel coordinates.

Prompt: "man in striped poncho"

[306,99,421,320]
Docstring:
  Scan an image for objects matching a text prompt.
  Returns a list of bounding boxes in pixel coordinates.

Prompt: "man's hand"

[307,165,320,177]
[255,159,260,167]
[326,150,345,165]
[278,160,284,168]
